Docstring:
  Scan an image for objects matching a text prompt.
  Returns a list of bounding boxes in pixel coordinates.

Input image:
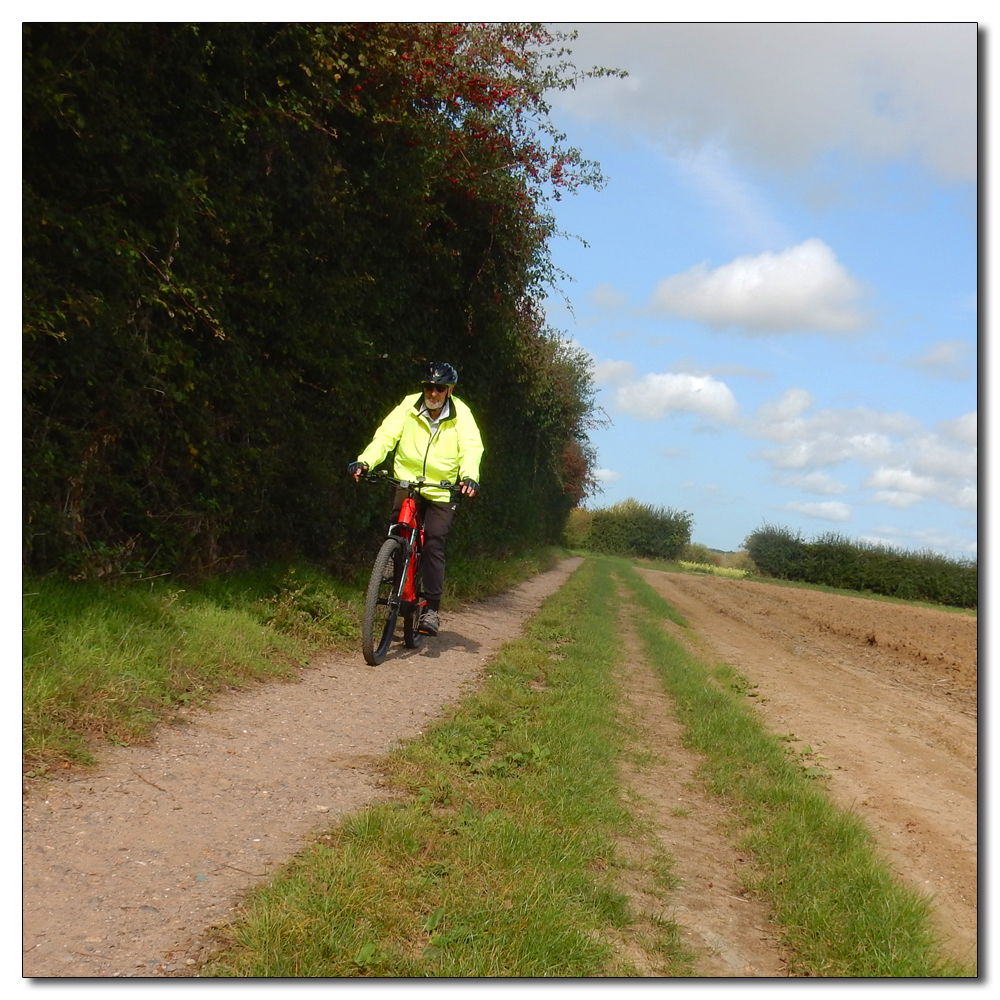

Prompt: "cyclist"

[349,361,483,636]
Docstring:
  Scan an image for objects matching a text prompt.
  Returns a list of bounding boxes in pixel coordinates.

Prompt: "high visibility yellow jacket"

[357,393,484,503]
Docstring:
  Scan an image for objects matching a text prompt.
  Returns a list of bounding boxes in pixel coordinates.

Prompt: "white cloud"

[906,432,977,481]
[594,468,621,482]
[764,433,892,470]
[757,387,813,423]
[906,339,973,380]
[592,359,636,386]
[782,500,852,522]
[553,22,976,182]
[866,466,977,512]
[649,239,868,334]
[876,466,978,511]
[614,371,739,422]
[746,389,976,517]
[592,358,739,422]
[939,411,977,446]
[779,471,848,495]
[866,467,939,495]
[588,282,629,309]
[869,491,924,509]
[750,393,918,469]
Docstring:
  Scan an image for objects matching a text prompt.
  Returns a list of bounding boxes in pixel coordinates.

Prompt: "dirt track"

[21,559,586,978]
[22,561,977,976]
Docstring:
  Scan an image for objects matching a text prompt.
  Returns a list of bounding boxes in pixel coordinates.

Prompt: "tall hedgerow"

[23,22,618,578]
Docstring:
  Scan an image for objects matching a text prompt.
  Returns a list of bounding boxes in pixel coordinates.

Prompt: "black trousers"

[391,489,457,602]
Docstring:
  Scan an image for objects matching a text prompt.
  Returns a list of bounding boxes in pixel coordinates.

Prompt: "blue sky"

[541,21,978,558]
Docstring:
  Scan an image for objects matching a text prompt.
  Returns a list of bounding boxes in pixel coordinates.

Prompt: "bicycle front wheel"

[403,600,425,649]
[362,538,404,665]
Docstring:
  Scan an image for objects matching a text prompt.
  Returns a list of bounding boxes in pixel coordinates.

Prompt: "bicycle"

[360,471,459,666]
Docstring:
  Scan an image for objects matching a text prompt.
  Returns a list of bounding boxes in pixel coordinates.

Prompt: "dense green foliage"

[564,498,693,561]
[23,22,611,579]
[744,524,977,609]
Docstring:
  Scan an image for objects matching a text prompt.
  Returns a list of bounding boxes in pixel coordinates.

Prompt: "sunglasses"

[422,382,450,393]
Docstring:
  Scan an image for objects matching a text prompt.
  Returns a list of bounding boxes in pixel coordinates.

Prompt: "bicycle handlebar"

[360,469,467,496]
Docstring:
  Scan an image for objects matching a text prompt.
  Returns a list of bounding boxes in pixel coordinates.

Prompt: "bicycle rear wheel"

[362,538,403,665]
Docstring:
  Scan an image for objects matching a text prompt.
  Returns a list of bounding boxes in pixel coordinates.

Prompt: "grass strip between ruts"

[617,559,974,978]
[203,557,694,978]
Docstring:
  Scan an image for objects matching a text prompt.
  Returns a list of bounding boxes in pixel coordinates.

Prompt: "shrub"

[722,550,757,574]
[743,524,808,580]
[681,543,720,566]
[573,498,692,561]
[563,507,594,551]
[22,23,613,578]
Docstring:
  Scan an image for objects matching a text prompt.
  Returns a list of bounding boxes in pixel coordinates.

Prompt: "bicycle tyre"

[403,601,424,649]
[362,538,403,665]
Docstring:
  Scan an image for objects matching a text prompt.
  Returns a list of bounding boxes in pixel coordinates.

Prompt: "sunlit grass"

[22,573,312,766]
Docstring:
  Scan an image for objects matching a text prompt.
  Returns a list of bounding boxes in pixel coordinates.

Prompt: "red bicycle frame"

[388,493,425,605]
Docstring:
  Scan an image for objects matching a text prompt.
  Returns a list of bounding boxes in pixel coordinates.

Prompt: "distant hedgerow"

[744,524,976,609]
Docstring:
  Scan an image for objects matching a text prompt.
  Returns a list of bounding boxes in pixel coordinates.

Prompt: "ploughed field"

[637,568,978,966]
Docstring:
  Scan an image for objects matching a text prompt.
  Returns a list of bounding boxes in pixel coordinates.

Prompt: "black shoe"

[419,609,440,636]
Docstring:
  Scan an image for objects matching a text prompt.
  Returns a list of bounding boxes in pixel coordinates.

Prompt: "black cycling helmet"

[423,361,458,386]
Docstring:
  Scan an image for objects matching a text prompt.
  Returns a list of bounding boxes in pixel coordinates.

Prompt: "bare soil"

[634,568,978,969]
[22,561,978,977]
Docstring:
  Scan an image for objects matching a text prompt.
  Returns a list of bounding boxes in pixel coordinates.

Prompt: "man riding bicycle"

[349,361,484,636]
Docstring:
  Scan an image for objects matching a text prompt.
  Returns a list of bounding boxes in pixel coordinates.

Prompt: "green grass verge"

[203,558,694,978]
[22,546,566,768]
[617,559,974,978]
